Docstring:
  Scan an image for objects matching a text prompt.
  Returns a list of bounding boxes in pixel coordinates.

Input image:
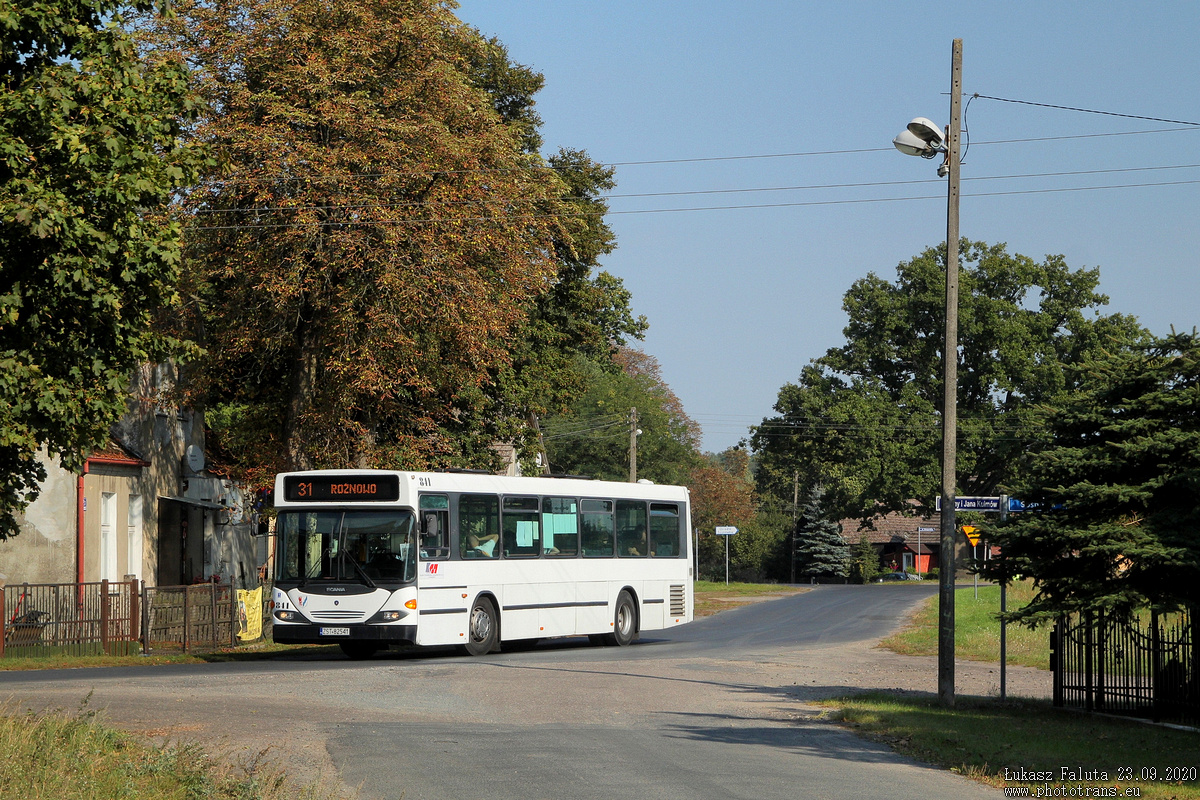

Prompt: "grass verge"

[0,697,344,799]
[820,692,1199,799]
[693,580,808,617]
[881,580,1052,669]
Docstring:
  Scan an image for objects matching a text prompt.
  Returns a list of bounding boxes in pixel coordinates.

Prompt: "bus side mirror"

[421,512,441,536]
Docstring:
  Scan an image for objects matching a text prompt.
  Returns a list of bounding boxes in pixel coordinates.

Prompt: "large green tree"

[981,332,1200,622]
[146,0,641,483]
[541,348,701,485]
[753,240,1146,523]
[0,0,205,538]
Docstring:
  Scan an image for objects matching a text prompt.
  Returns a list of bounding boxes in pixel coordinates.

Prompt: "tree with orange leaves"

[144,0,642,481]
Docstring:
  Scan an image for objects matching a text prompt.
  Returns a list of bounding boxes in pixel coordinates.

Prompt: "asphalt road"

[0,584,1012,800]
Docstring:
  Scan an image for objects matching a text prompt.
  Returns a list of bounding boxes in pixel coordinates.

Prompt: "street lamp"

[893,38,963,708]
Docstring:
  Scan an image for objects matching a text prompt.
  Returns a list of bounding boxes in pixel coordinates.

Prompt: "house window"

[127,495,143,581]
[100,492,120,583]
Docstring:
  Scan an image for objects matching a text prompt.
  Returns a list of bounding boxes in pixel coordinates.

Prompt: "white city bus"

[271,469,694,658]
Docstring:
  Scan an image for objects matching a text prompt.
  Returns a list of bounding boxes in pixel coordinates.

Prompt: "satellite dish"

[185,445,205,474]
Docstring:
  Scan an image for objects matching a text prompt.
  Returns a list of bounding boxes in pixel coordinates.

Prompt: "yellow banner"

[237,587,263,642]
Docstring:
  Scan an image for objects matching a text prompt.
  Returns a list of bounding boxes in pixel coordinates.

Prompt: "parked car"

[878,571,920,582]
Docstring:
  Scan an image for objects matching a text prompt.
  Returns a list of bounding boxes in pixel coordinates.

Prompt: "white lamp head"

[906,117,946,150]
[893,129,934,157]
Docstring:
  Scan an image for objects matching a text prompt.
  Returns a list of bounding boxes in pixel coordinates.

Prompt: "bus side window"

[502,496,540,557]
[542,497,578,557]
[418,494,450,559]
[616,500,647,557]
[459,494,500,559]
[649,503,680,557]
[580,499,613,557]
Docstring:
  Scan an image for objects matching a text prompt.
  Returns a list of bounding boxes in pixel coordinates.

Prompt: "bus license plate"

[320,626,350,636]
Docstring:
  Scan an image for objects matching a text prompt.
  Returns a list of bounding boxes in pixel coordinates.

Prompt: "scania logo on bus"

[328,586,346,592]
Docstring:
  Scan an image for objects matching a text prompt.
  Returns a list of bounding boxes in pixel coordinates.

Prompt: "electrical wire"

[188,125,1200,188]
[189,176,1200,230]
[189,162,1200,216]
[971,94,1200,127]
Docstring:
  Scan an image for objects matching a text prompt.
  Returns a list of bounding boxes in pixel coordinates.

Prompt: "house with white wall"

[0,364,260,589]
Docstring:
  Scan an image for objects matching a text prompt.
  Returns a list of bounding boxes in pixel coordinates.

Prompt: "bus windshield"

[276,510,417,586]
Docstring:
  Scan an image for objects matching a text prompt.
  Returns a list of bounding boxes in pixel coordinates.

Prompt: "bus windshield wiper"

[340,550,377,589]
[300,549,326,589]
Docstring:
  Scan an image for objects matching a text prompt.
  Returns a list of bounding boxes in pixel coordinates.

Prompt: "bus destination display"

[283,474,400,503]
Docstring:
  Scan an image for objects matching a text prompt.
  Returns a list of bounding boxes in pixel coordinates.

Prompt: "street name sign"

[715,526,738,536]
[935,496,1001,512]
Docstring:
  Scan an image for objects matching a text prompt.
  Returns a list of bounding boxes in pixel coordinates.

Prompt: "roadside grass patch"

[821,692,1200,799]
[693,581,808,617]
[0,699,345,799]
[882,581,1051,669]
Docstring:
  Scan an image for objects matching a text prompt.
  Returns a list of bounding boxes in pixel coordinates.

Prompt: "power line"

[190,125,1200,188]
[190,176,1200,230]
[190,162,1200,216]
[972,94,1200,127]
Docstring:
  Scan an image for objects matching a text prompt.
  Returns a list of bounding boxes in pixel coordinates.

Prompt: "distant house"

[0,364,260,589]
[840,510,970,575]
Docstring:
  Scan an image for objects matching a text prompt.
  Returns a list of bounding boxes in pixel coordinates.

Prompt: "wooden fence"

[1,580,140,658]
[144,583,238,654]
[2,580,265,658]
[1052,608,1198,726]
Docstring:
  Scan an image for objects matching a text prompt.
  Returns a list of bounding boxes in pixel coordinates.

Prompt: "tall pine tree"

[793,487,849,580]
[983,331,1200,622]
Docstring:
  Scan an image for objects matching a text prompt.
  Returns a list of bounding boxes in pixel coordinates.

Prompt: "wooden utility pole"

[938,37,963,708]
[791,471,799,584]
[628,407,638,482]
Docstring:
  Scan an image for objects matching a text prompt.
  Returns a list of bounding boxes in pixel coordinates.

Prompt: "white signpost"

[715,526,738,585]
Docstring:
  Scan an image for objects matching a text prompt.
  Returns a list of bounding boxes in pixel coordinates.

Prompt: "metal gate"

[1052,609,1198,725]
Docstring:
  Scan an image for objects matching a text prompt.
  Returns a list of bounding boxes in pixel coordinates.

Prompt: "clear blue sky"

[456,1,1200,453]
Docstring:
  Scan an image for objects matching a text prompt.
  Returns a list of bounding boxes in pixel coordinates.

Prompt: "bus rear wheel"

[603,590,638,647]
[339,642,379,660]
[461,596,499,656]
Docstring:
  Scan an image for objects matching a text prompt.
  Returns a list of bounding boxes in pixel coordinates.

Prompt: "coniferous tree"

[847,534,881,584]
[983,331,1200,622]
[793,487,848,579]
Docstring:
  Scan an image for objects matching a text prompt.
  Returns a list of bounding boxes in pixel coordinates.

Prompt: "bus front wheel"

[462,596,499,656]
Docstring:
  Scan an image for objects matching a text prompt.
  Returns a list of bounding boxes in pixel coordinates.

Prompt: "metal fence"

[1052,609,1198,726]
[1,580,140,658]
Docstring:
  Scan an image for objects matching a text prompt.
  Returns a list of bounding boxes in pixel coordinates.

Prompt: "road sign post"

[715,526,738,585]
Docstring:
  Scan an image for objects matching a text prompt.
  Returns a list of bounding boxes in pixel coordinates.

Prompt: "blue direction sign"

[935,496,1002,512]
[1006,498,1063,512]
